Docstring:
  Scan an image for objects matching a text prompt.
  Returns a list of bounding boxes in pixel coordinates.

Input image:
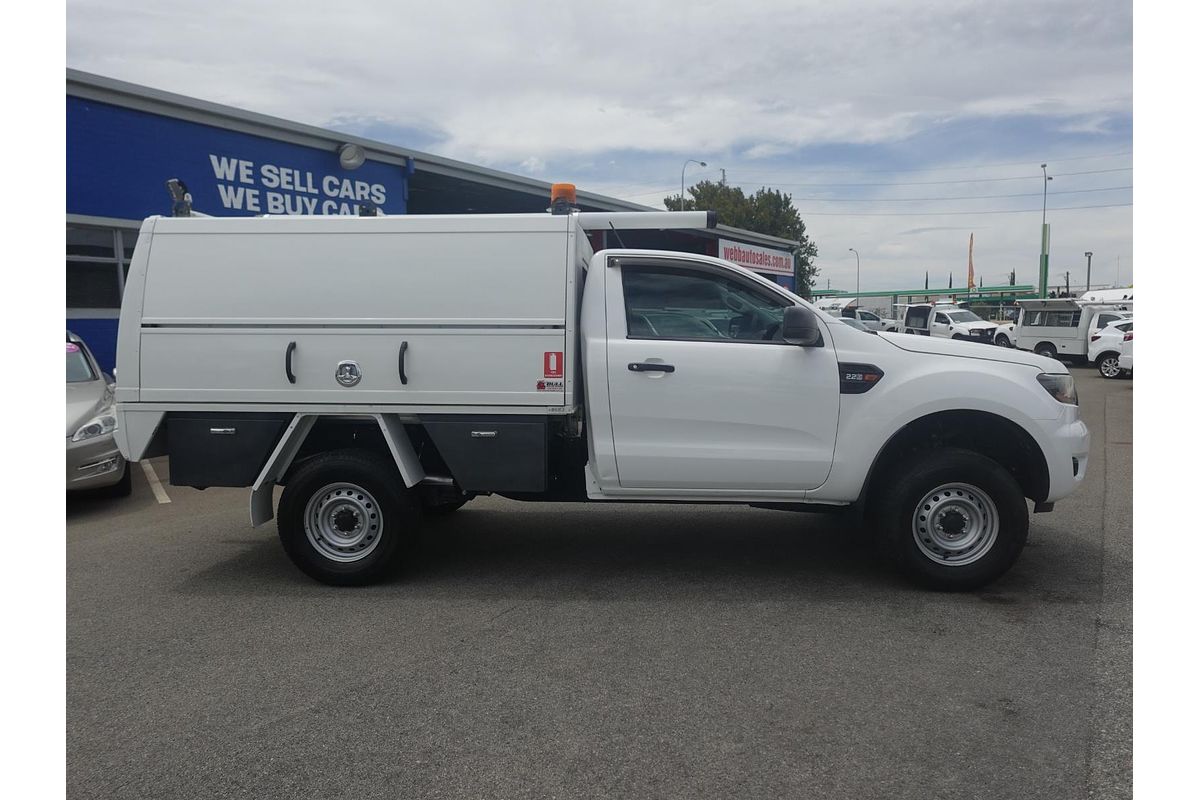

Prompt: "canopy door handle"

[285,341,297,384]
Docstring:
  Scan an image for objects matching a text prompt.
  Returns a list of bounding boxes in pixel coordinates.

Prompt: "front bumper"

[968,328,995,344]
[1035,405,1091,504]
[66,434,126,491]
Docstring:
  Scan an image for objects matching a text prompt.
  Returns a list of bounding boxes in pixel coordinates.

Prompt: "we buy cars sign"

[718,239,794,276]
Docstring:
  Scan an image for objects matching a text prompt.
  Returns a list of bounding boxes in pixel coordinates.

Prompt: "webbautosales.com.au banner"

[718,239,794,276]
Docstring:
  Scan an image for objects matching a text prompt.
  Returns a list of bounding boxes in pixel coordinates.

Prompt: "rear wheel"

[278,450,419,586]
[876,448,1029,591]
[1034,342,1058,359]
[1097,352,1122,379]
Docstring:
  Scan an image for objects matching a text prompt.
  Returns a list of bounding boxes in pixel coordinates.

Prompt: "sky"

[65,0,1133,293]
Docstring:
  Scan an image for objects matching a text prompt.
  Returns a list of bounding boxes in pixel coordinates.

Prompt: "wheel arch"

[860,409,1051,508]
[250,413,426,527]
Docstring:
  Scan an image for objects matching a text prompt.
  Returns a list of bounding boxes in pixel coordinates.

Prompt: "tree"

[665,180,820,297]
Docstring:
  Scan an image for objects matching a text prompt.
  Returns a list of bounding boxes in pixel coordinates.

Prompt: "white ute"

[114,208,1090,590]
[902,302,999,343]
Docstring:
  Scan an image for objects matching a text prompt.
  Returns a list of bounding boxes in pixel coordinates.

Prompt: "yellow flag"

[968,233,976,290]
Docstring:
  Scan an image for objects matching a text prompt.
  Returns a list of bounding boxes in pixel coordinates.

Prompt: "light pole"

[680,159,706,210]
[1039,163,1053,297]
[848,248,860,300]
[1084,251,1093,292]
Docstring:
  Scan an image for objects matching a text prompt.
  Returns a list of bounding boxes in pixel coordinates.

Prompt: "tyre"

[1096,352,1122,379]
[277,449,420,586]
[876,447,1029,591]
[1034,342,1058,359]
[994,334,1011,348]
[952,334,967,341]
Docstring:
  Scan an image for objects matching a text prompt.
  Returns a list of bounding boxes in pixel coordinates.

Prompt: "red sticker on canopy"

[544,351,563,378]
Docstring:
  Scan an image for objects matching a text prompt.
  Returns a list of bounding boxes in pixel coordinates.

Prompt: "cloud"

[66,0,1131,164]
[519,156,547,174]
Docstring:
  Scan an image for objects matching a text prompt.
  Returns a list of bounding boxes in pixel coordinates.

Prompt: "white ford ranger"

[114,208,1089,591]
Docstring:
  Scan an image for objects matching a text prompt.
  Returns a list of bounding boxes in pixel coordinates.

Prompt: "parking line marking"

[140,461,171,504]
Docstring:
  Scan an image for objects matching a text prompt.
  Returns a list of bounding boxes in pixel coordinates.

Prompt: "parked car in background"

[995,321,1016,348]
[821,310,878,335]
[839,317,878,334]
[1088,318,1134,379]
[67,331,130,496]
[814,298,897,331]
[1012,299,1132,362]
[1117,330,1133,373]
[902,302,998,343]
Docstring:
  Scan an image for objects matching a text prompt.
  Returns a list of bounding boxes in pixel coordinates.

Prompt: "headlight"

[72,411,118,442]
[1036,373,1078,406]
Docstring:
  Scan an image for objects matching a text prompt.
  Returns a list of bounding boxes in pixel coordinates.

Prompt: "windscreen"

[67,342,96,383]
[946,310,983,323]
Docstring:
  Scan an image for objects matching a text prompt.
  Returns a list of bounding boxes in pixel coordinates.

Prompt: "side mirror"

[781,306,823,347]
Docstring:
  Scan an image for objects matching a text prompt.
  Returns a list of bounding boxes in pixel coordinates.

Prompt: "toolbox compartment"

[167,412,292,487]
[421,416,547,493]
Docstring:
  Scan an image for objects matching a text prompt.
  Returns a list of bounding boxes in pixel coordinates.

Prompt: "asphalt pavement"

[66,367,1132,800]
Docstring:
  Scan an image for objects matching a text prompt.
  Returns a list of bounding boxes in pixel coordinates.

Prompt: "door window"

[622,266,788,342]
[859,311,880,322]
[934,313,950,324]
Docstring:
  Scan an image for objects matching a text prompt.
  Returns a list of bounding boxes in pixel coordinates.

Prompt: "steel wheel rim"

[304,482,384,563]
[912,482,999,567]
[1099,356,1121,377]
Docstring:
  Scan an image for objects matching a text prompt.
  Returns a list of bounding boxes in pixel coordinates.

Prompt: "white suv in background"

[1088,318,1133,379]
[1117,330,1133,373]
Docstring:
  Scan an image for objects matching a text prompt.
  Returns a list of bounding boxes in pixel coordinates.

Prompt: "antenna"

[608,222,628,248]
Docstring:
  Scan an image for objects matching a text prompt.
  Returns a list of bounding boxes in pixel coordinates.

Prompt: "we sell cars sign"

[718,239,794,276]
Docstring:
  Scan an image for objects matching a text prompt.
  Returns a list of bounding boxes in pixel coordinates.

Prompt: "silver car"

[67,332,130,495]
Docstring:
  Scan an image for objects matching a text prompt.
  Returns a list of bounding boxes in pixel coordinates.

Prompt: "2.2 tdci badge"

[335,360,362,387]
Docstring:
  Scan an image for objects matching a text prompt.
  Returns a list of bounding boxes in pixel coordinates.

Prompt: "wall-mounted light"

[338,143,366,170]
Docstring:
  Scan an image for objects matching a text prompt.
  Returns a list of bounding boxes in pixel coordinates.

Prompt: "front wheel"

[278,450,420,586]
[1097,353,1122,379]
[952,334,968,341]
[876,448,1029,590]
[994,333,1011,348]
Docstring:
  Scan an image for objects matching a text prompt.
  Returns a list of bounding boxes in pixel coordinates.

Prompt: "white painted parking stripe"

[139,461,171,504]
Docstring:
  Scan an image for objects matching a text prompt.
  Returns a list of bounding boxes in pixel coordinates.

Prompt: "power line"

[788,185,1131,203]
[795,202,1132,217]
[726,150,1132,177]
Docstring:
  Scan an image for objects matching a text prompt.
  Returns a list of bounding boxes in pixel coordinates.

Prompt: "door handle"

[398,341,409,385]
[628,362,675,373]
[285,341,297,384]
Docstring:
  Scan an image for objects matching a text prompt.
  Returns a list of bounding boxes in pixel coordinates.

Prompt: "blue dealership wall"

[67,97,412,220]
